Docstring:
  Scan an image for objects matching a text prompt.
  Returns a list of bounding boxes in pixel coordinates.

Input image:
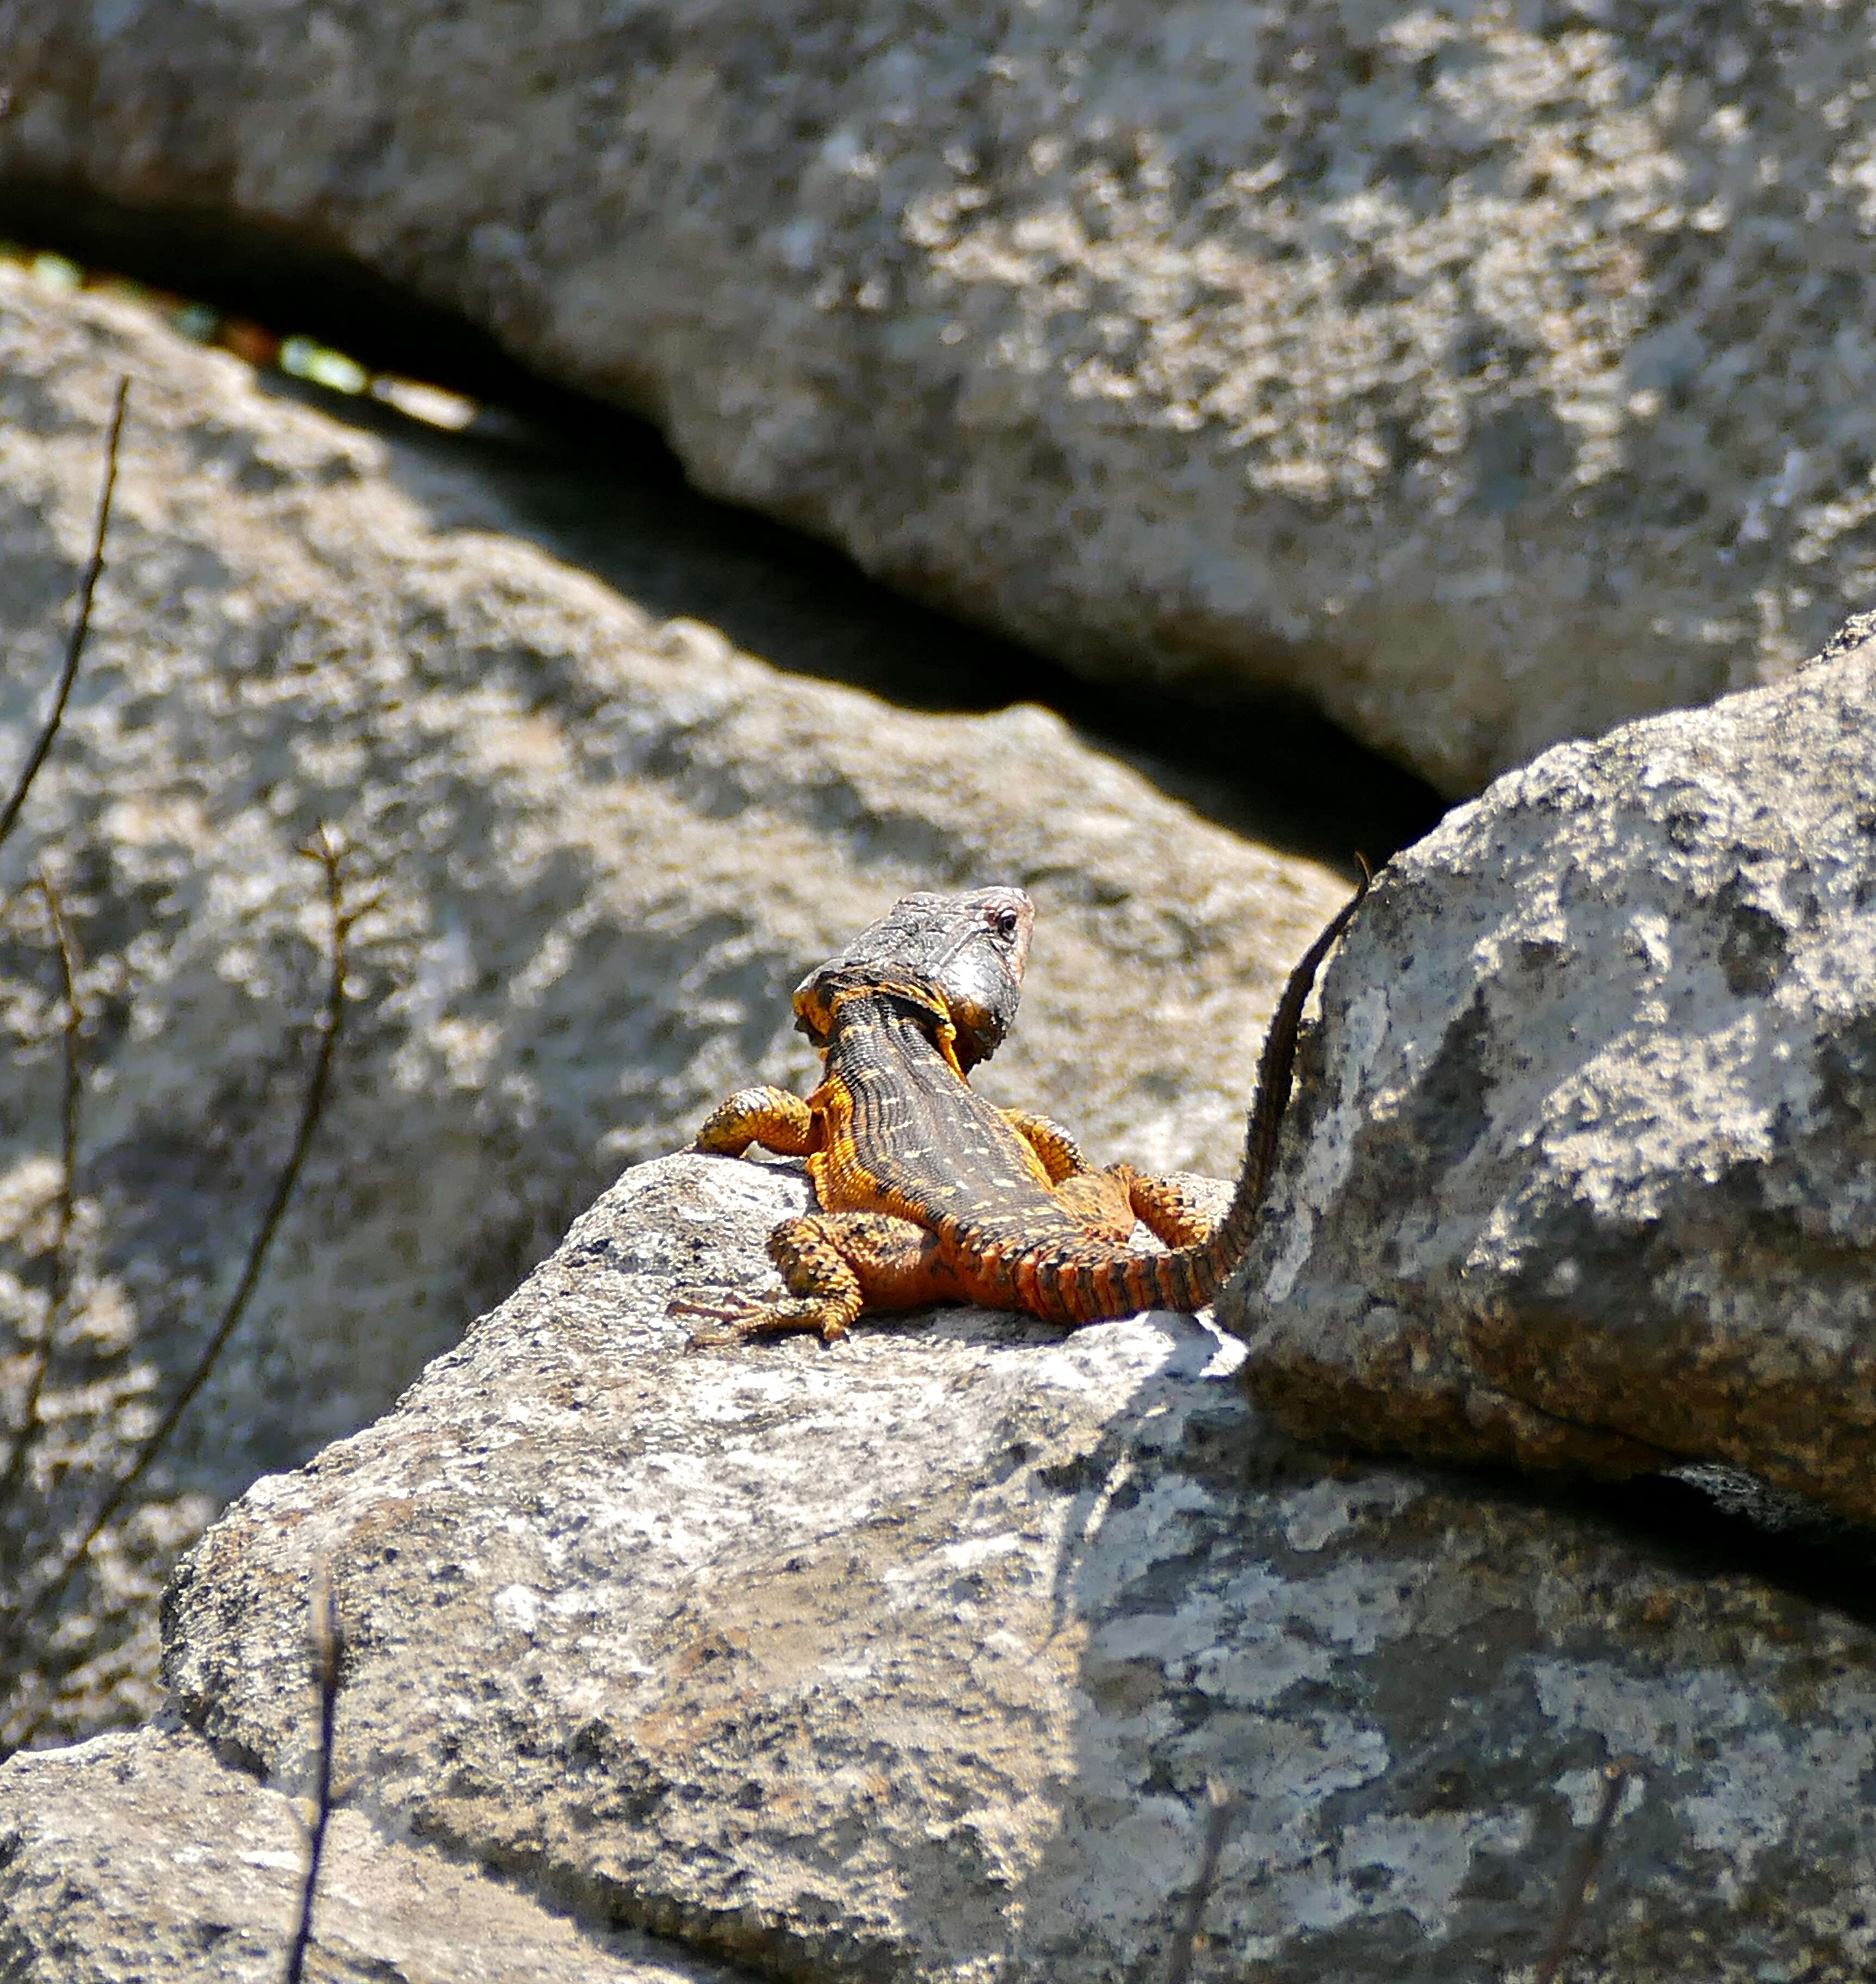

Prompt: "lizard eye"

[990,908,1019,940]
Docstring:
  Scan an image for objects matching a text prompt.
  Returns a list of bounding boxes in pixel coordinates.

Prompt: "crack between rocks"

[1474,1372,1876,1583]
[0,180,1447,867]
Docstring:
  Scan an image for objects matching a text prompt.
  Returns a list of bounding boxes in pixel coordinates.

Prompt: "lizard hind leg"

[1050,1165,1140,1243]
[1125,1170,1220,1251]
[679,1211,947,1347]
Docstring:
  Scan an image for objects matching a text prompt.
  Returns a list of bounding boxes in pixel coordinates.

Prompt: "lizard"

[678,875,1366,1345]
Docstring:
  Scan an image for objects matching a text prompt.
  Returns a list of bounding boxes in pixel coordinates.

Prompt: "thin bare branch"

[0,871,83,1509]
[1533,1758,1634,1984]
[284,1561,343,1984]
[1165,1778,1240,1984]
[0,827,352,1714]
[0,379,128,855]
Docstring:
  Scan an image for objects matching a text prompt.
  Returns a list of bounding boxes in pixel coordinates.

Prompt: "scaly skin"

[683,878,1366,1343]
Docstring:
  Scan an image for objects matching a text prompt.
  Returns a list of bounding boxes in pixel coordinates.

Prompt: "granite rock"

[8,1,1876,788]
[0,273,1344,1743]
[0,1723,750,1982]
[151,1152,1876,1983]
[1227,616,1876,1529]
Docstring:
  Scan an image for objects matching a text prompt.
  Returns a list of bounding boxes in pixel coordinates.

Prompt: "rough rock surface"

[1227,617,1876,1528]
[137,1153,1876,1983]
[0,1724,751,1982]
[0,272,1345,1743]
[10,3,1876,790]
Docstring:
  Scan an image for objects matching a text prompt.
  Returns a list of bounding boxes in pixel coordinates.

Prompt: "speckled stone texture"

[8,1,1876,790]
[0,1725,751,1981]
[1226,616,1876,1528]
[149,1154,1876,1982]
[0,274,1343,1744]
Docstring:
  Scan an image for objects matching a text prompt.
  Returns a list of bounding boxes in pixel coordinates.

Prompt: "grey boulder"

[0,1724,749,1982]
[1228,615,1876,1529]
[138,1152,1876,1983]
[7,0,1876,789]
[0,272,1345,1745]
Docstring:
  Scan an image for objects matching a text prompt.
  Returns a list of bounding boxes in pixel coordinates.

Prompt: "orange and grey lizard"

[681,877,1366,1343]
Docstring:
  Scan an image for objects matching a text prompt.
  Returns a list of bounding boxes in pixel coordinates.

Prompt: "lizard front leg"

[683,1211,956,1346]
[695,1086,819,1158]
[1001,1108,1093,1183]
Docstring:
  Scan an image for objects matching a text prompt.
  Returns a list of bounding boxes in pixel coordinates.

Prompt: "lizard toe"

[671,1291,845,1348]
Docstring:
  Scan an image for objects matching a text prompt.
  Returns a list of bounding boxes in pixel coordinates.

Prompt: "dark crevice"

[1242,1395,1876,1628]
[0,178,1448,870]
[0,180,551,416]
[1392,1450,1876,1631]
[1596,1466,1876,1628]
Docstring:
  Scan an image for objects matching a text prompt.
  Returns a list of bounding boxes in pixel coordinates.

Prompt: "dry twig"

[0,870,83,1510]
[284,1561,343,1984]
[0,378,127,854]
[1165,1778,1240,1984]
[1533,1758,1634,1984]
[0,826,359,1736]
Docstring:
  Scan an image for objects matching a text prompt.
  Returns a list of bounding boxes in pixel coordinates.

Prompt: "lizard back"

[808,992,1086,1253]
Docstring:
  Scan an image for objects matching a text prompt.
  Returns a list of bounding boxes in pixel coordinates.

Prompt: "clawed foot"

[668,1292,781,1349]
[668,1293,847,1349]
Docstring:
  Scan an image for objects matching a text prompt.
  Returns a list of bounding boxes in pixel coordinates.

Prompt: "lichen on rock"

[127,1154,1876,1982]
[1229,614,1876,1530]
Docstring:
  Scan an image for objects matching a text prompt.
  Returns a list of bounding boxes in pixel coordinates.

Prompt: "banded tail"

[1123,867,1369,1318]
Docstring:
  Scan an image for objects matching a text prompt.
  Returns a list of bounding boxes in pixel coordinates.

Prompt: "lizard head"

[792,885,1036,1071]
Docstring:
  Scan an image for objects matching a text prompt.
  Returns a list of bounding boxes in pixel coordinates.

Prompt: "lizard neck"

[819,982,968,1082]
